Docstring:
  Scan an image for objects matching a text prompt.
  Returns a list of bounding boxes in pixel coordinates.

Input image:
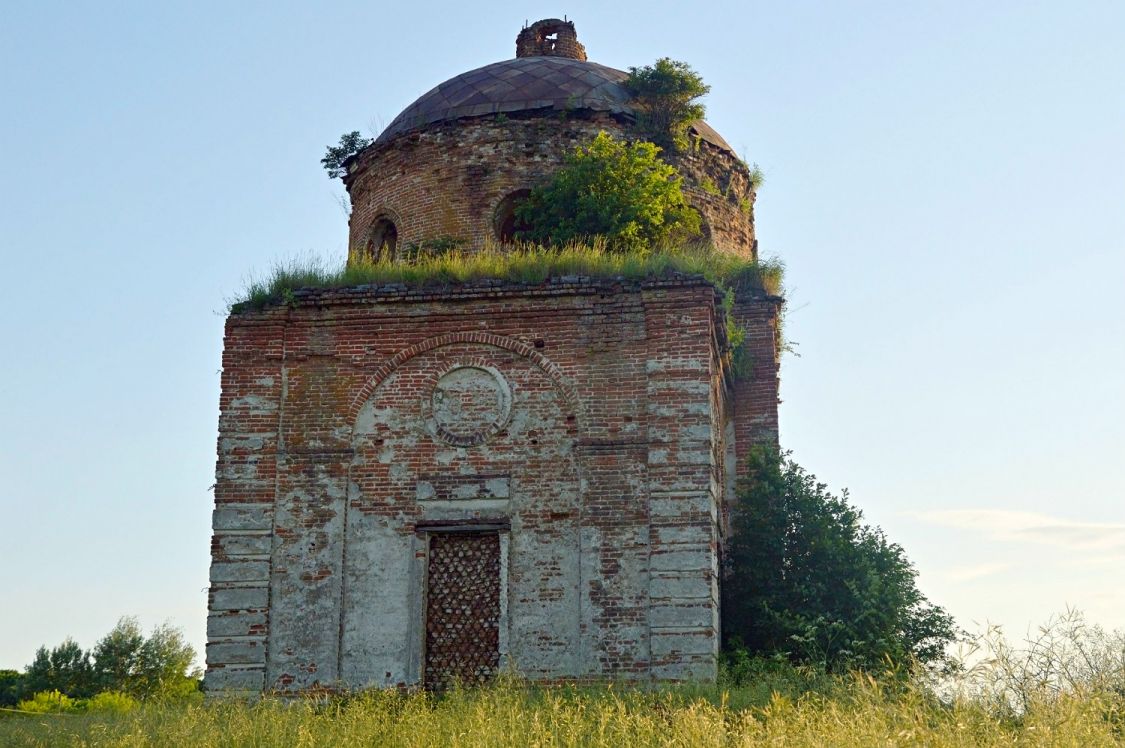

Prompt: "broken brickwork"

[516,19,587,61]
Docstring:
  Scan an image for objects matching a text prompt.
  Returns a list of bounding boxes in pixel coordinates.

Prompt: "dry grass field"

[2,674,1121,747]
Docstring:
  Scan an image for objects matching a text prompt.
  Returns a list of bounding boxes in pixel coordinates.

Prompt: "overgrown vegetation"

[698,175,721,196]
[0,671,21,708]
[231,241,783,313]
[322,131,372,179]
[400,235,467,260]
[747,162,765,190]
[625,58,711,151]
[723,447,959,673]
[3,624,1123,747]
[949,607,1125,719]
[514,132,701,251]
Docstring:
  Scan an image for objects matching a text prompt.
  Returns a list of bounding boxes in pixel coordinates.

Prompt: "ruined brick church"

[206,19,781,693]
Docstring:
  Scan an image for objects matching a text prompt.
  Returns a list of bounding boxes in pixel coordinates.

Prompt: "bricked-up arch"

[347,331,582,429]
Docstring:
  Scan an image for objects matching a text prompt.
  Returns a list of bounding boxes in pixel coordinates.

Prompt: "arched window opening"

[366,217,398,260]
[493,190,532,244]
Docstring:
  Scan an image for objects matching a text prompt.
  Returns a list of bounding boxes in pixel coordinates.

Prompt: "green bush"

[85,691,139,714]
[722,447,957,673]
[322,131,372,179]
[22,640,95,699]
[0,670,22,707]
[514,132,701,251]
[16,689,77,714]
[625,58,710,151]
[720,650,841,707]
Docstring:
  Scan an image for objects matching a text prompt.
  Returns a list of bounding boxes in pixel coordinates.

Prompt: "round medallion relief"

[424,365,512,446]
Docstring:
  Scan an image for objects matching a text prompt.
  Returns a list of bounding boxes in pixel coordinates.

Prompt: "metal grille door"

[424,532,501,689]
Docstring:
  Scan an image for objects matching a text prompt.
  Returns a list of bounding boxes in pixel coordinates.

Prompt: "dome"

[375,44,734,154]
[344,20,757,260]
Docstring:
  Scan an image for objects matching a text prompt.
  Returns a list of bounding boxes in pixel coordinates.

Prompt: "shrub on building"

[625,58,711,151]
[514,131,701,251]
[322,130,372,179]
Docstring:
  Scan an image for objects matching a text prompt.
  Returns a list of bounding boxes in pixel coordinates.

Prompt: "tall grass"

[1,673,1120,747]
[230,240,784,313]
[9,613,1118,746]
[943,607,1125,719]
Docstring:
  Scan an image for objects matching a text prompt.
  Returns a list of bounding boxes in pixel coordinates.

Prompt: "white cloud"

[912,509,1125,551]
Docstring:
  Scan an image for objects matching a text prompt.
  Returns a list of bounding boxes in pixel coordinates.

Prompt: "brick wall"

[730,294,783,468]
[206,276,780,692]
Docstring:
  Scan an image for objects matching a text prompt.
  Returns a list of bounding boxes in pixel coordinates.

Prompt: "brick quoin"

[205,19,782,694]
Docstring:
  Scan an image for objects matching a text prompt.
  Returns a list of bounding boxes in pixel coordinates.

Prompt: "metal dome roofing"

[374,55,734,154]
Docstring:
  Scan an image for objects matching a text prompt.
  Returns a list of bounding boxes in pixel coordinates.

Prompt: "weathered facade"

[206,20,781,694]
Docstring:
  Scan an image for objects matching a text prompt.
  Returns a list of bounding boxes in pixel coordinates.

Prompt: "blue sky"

[1,1,1122,669]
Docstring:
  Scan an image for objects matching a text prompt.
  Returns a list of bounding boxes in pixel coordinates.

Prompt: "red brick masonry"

[206,275,780,692]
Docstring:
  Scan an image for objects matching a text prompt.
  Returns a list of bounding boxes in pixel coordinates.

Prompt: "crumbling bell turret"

[516,18,587,61]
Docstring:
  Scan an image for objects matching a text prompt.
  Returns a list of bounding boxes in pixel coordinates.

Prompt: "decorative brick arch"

[347,331,582,429]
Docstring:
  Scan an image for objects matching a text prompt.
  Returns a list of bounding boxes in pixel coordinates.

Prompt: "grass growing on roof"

[231,240,784,313]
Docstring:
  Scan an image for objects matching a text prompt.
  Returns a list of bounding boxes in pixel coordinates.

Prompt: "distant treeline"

[1,617,199,709]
